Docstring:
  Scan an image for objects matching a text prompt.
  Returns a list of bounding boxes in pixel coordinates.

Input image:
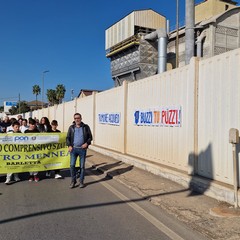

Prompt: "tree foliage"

[46,84,66,105]
[56,84,66,104]
[32,85,41,109]
[46,89,58,106]
[32,85,41,96]
[9,101,30,114]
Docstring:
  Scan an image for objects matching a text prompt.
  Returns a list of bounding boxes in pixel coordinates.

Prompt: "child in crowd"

[46,120,63,179]
[5,121,21,184]
[24,118,40,182]
[51,120,61,133]
[20,118,29,133]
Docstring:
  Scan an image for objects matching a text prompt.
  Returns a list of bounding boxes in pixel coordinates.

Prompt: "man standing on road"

[66,113,92,189]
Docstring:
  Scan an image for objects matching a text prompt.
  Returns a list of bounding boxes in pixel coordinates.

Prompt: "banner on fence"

[98,112,121,126]
[134,106,181,127]
[0,133,71,174]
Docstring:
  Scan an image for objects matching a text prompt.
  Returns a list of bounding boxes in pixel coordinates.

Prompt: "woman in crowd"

[38,117,52,133]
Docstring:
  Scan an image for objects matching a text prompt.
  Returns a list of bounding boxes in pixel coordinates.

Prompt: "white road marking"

[90,171,184,240]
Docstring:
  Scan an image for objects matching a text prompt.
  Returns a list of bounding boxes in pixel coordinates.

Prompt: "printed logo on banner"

[12,135,59,144]
[98,113,121,126]
[0,134,60,144]
[14,136,29,142]
[0,136,13,143]
[134,110,155,125]
[134,106,181,127]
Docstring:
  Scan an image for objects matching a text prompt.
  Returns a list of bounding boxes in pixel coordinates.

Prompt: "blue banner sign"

[5,102,17,106]
[98,113,121,126]
[4,101,18,113]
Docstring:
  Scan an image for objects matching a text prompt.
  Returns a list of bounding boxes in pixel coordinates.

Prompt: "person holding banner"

[24,118,40,182]
[45,120,63,179]
[5,120,21,184]
[66,113,92,189]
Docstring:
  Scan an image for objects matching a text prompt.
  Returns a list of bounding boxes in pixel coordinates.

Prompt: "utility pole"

[185,0,195,64]
[176,0,179,68]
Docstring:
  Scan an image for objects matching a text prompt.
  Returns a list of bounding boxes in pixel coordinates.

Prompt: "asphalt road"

[0,167,207,240]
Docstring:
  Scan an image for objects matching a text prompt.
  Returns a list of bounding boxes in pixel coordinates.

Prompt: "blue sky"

[0,0,207,106]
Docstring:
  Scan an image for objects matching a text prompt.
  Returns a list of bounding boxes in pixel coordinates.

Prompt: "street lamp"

[42,70,49,109]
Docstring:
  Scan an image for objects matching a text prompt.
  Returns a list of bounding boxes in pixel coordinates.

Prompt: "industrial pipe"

[144,28,167,74]
[196,30,206,57]
[185,0,195,64]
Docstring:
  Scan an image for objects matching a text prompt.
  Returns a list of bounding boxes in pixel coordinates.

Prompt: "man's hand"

[81,143,88,149]
[68,146,73,152]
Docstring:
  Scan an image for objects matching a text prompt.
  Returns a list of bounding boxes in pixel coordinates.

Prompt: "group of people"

[0,113,93,189]
[1,115,63,183]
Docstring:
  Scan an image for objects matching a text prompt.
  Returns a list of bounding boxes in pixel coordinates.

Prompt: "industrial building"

[105,9,166,87]
[168,0,240,68]
[105,0,240,85]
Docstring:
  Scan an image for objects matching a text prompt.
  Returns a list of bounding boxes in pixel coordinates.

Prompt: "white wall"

[11,48,240,187]
[126,63,195,172]
[94,86,126,153]
[198,48,240,184]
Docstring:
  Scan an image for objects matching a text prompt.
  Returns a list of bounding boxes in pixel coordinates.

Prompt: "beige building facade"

[168,0,240,69]
[195,0,237,23]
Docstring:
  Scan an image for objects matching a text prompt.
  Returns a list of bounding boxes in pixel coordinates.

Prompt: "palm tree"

[56,84,66,104]
[32,85,41,109]
[46,89,57,106]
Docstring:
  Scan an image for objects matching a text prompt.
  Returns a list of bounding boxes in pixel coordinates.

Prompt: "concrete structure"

[106,0,239,82]
[27,100,46,110]
[195,0,237,23]
[168,0,239,68]
[77,89,101,98]
[105,9,166,87]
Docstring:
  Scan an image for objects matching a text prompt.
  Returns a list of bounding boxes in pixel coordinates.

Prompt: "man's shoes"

[46,171,51,178]
[79,182,84,188]
[55,174,62,179]
[69,181,76,189]
[29,177,33,182]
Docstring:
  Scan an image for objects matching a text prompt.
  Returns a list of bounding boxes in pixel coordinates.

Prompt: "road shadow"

[85,164,134,187]
[96,161,123,171]
[0,187,189,225]
[188,143,213,196]
[107,165,134,177]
